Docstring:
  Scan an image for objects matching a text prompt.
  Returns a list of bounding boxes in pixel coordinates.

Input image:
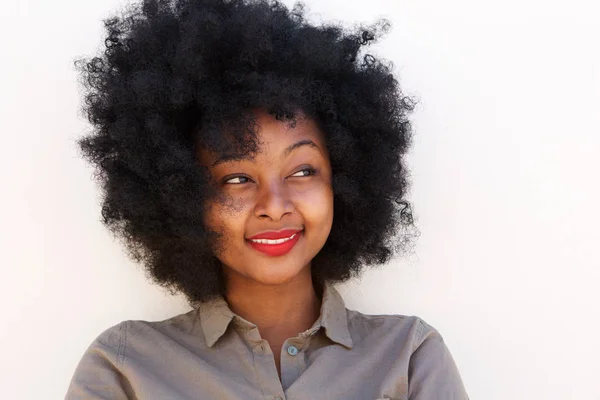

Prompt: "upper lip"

[247,228,303,240]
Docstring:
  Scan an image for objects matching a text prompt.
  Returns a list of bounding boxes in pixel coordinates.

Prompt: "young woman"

[67,0,469,398]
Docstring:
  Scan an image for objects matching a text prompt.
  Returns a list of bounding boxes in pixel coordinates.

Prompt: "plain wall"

[1,0,598,398]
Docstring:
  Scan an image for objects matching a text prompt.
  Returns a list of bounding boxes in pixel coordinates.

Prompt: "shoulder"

[67,310,200,399]
[89,307,201,355]
[345,309,469,398]
[345,308,440,352]
[71,309,201,377]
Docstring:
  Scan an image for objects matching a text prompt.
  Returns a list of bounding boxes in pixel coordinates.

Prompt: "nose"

[253,177,294,221]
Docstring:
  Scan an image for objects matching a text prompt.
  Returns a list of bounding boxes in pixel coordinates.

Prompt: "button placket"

[247,331,285,400]
[279,339,306,391]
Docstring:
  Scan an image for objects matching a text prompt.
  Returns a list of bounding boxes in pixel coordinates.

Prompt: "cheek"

[203,201,249,261]
[295,183,334,225]
[203,197,249,238]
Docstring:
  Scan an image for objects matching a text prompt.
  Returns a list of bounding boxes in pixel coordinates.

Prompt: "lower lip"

[246,231,303,257]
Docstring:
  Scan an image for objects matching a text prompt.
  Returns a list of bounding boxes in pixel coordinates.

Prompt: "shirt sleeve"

[65,321,136,400]
[407,320,469,400]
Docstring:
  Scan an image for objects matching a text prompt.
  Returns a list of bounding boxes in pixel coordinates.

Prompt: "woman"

[67,0,469,398]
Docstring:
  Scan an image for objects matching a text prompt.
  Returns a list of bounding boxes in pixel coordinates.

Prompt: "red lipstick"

[246,228,303,257]
[247,228,303,240]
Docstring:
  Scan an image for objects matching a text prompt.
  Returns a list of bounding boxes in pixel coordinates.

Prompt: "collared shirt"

[66,284,469,399]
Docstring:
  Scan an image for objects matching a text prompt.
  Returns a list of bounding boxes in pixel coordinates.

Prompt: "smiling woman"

[66,0,468,398]
[196,110,337,373]
[198,109,334,290]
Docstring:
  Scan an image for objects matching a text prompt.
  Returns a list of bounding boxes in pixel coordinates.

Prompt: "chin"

[240,257,309,286]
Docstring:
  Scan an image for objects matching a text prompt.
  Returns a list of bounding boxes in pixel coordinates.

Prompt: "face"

[198,109,334,288]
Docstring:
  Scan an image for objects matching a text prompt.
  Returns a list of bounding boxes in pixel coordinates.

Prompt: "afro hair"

[75,0,416,304]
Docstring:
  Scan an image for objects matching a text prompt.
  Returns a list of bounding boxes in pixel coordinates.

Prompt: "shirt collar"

[197,282,353,349]
[197,294,236,348]
[318,282,353,348]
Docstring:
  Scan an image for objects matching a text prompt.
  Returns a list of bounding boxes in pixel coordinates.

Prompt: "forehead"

[198,109,326,166]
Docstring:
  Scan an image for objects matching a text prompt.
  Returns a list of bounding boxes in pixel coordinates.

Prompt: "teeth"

[250,233,298,244]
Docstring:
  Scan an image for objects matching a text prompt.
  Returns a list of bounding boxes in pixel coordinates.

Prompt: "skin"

[197,108,334,377]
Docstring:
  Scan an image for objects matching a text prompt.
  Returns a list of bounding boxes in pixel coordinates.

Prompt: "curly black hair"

[75,0,416,304]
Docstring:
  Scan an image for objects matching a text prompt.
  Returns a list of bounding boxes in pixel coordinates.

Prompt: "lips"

[246,229,304,257]
[247,228,303,240]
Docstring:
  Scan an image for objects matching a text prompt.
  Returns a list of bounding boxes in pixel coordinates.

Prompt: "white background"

[1,0,599,399]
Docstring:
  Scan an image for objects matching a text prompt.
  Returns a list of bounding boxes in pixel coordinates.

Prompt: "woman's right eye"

[223,175,251,185]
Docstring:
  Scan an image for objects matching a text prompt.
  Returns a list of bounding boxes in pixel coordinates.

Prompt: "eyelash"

[223,167,318,185]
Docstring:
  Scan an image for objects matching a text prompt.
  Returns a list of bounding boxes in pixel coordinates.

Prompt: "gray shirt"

[66,284,469,399]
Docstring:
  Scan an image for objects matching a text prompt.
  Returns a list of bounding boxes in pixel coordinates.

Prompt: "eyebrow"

[211,139,322,167]
[282,139,322,158]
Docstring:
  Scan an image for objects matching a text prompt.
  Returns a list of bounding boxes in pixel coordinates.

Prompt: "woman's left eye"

[290,167,317,178]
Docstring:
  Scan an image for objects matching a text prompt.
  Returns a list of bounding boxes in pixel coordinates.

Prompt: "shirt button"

[287,345,298,356]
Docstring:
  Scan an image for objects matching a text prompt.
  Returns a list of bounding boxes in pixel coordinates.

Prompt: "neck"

[223,268,321,343]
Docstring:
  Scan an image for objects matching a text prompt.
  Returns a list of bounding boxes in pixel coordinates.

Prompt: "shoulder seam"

[414,317,428,352]
[116,321,128,367]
